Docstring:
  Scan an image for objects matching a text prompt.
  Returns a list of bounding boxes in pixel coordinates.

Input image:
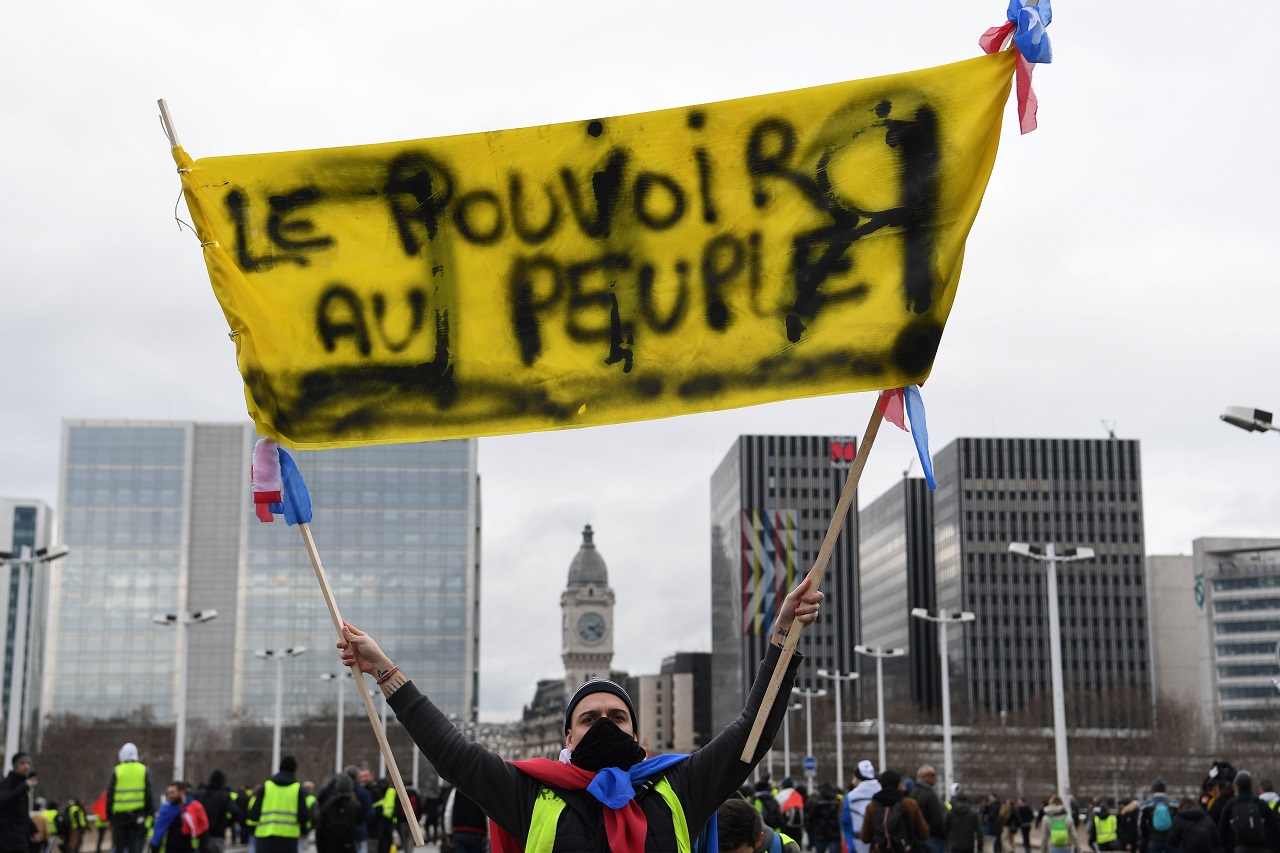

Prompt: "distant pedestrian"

[1167,798,1219,853]
[193,770,238,853]
[0,754,38,853]
[843,761,882,853]
[1090,801,1119,853]
[1118,801,1141,853]
[1140,779,1180,853]
[862,770,930,853]
[911,766,947,853]
[1216,771,1279,853]
[106,744,154,853]
[1014,799,1033,853]
[982,794,1003,853]
[946,792,984,853]
[1039,796,1076,853]
[806,782,841,853]
[315,777,361,853]
[247,758,312,853]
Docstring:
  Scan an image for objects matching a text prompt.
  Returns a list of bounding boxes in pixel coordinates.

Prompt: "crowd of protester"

[3,742,1277,853]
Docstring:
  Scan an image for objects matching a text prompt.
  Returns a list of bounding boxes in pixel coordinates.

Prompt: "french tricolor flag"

[251,438,313,525]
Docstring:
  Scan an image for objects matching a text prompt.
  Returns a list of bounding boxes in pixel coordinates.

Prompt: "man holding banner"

[337,576,822,852]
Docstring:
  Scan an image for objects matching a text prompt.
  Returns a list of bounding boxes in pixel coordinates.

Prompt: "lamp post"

[910,608,975,798]
[152,609,218,782]
[255,646,307,773]
[1220,406,1278,434]
[792,687,826,790]
[781,701,801,780]
[319,672,352,775]
[816,669,859,788]
[1,545,70,763]
[378,690,390,778]
[1008,541,1095,804]
[853,645,907,774]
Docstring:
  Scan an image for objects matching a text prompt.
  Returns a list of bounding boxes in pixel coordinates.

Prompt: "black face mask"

[569,718,646,772]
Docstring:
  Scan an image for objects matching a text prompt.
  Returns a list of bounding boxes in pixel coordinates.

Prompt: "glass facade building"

[43,421,481,734]
[709,435,860,733]
[1189,538,1280,731]
[0,498,53,744]
[857,478,936,711]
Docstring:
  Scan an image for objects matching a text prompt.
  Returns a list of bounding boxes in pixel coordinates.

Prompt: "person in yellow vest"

[1089,802,1119,853]
[716,797,801,853]
[40,801,59,853]
[246,758,312,853]
[105,744,154,853]
[374,787,397,853]
[338,576,822,853]
[63,800,87,853]
[298,783,317,853]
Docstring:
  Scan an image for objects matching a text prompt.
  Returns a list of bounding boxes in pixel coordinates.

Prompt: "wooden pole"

[740,401,885,762]
[300,523,425,847]
[157,99,181,148]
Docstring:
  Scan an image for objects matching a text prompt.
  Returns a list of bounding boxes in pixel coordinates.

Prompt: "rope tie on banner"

[980,0,1053,134]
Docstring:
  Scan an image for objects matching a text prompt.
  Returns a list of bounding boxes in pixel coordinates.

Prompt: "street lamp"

[1,545,70,764]
[152,609,217,782]
[910,608,975,799]
[781,701,801,780]
[853,645,907,775]
[1008,541,1095,804]
[1220,406,1278,434]
[816,669,859,789]
[791,687,827,791]
[255,646,307,772]
[319,672,353,775]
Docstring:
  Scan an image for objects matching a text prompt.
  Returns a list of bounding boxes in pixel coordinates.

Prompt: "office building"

[1145,553,1200,712]
[1186,538,1280,734]
[1,498,53,744]
[633,652,711,754]
[932,437,1150,727]
[857,478,936,712]
[709,435,860,733]
[42,420,481,735]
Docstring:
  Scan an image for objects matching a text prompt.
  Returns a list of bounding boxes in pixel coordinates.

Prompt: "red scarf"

[489,758,649,853]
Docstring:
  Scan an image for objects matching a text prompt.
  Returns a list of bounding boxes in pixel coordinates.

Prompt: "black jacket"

[0,771,33,853]
[1167,807,1219,853]
[912,783,947,840]
[194,772,239,838]
[389,643,800,852]
[946,799,984,853]
[315,796,362,853]
[806,790,842,844]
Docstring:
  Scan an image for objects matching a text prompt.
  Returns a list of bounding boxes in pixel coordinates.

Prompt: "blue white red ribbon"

[980,0,1053,134]
[878,386,937,490]
[251,438,313,525]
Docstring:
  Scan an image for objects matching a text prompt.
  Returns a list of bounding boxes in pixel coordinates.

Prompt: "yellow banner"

[176,51,1014,449]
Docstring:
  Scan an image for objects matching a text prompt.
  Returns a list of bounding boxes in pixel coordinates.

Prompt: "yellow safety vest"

[379,789,396,820]
[524,779,689,853]
[112,763,148,814]
[255,781,302,839]
[69,805,87,831]
[1094,815,1117,845]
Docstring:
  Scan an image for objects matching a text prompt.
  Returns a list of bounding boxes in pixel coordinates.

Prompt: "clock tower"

[561,524,616,697]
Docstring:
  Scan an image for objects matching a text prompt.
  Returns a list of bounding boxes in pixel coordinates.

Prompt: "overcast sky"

[3,2,1277,721]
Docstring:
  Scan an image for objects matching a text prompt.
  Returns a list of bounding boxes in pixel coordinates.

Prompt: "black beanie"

[564,679,638,733]
[280,756,298,774]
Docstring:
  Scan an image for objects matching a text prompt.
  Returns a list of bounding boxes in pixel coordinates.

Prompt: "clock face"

[577,612,606,644]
